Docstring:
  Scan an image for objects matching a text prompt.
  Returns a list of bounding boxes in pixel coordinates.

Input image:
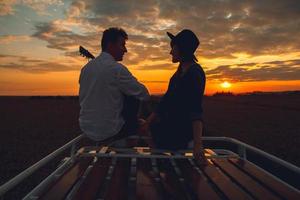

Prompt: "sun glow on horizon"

[220,81,232,89]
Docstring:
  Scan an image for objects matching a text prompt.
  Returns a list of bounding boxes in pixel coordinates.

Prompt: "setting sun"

[221,81,232,89]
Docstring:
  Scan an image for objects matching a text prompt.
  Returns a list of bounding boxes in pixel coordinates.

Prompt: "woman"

[142,29,207,165]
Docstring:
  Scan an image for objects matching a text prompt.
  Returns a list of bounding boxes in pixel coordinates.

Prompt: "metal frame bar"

[202,137,300,175]
[22,158,73,200]
[1,134,299,197]
[236,156,300,193]
[80,146,236,155]
[79,152,238,159]
[0,134,84,196]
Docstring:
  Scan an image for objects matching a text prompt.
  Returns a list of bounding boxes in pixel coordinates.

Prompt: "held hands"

[138,112,157,137]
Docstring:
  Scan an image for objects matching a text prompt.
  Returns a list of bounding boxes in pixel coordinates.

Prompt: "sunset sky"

[0,0,300,95]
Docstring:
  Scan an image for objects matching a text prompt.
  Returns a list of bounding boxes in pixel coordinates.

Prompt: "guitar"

[79,46,95,59]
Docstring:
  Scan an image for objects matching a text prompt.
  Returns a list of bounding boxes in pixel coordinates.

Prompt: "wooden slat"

[203,161,252,200]
[213,159,281,200]
[72,158,111,200]
[205,149,217,156]
[229,158,300,200]
[103,158,131,200]
[136,158,162,200]
[98,146,109,154]
[176,159,221,200]
[156,159,190,200]
[40,157,92,200]
[135,147,151,155]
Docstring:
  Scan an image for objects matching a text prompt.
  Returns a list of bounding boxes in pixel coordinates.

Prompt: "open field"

[0,93,299,198]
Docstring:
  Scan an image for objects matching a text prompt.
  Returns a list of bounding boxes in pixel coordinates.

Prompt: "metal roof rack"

[1,134,299,199]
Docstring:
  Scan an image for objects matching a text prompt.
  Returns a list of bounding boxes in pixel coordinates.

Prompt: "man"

[79,27,149,143]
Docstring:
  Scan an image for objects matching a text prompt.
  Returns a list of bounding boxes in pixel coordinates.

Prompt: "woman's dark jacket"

[151,63,206,150]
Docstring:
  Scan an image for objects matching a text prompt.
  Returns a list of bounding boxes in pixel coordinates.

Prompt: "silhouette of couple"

[79,27,207,165]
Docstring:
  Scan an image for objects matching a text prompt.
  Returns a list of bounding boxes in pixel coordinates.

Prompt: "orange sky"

[1,66,299,96]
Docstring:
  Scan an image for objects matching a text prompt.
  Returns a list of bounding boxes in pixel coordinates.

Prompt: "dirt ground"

[0,93,299,198]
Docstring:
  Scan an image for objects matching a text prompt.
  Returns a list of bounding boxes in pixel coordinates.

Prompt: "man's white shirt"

[79,52,149,141]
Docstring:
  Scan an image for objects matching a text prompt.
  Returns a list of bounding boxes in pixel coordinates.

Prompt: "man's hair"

[101,27,128,51]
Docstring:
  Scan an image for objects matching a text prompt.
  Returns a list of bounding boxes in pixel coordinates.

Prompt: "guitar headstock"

[79,46,95,59]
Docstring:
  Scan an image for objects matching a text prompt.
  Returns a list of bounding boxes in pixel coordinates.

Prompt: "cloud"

[30,0,300,62]
[0,54,80,73]
[140,80,168,83]
[22,0,64,15]
[0,0,299,98]
[0,35,31,44]
[135,62,175,71]
[206,59,300,82]
[3,0,299,80]
[67,0,86,18]
[0,0,17,16]
[32,21,100,51]
[0,0,64,16]
[32,18,170,66]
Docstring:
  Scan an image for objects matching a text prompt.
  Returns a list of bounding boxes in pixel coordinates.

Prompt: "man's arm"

[117,65,149,100]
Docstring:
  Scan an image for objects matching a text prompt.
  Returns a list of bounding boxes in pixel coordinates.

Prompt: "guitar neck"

[79,46,95,59]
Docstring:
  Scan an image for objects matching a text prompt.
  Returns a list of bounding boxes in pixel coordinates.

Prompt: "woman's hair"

[101,27,128,51]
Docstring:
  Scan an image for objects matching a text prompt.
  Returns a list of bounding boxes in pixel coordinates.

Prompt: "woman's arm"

[146,112,157,124]
[192,120,207,166]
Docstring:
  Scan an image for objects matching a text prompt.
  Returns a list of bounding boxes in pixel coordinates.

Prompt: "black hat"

[167,29,199,62]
